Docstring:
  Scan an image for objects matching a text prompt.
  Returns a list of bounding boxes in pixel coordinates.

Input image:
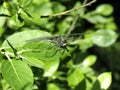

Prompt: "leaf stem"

[41,0,96,18]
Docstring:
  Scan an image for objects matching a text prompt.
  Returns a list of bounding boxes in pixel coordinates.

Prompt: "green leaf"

[79,39,93,52]
[43,59,60,77]
[92,30,118,47]
[1,60,34,90]
[8,15,24,29]
[95,4,113,16]
[36,2,53,16]
[91,80,101,90]
[57,20,70,34]
[98,72,112,89]
[47,83,60,90]
[22,39,63,60]
[0,17,6,27]
[3,1,18,16]
[17,0,33,8]
[0,27,4,38]
[86,15,109,24]
[52,2,66,13]
[106,22,117,30]
[82,55,97,67]
[2,30,50,49]
[23,57,45,69]
[75,79,86,90]
[67,68,84,88]
[71,1,85,16]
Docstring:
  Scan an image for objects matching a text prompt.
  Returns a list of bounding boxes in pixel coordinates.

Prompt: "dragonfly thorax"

[53,36,67,48]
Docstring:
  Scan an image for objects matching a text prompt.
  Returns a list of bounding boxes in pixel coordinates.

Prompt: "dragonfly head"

[61,39,67,47]
[54,36,67,48]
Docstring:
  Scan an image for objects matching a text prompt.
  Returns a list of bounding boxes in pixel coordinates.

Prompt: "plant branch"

[41,0,96,18]
[66,15,79,37]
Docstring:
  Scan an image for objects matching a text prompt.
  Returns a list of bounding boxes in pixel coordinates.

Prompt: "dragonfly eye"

[61,40,67,47]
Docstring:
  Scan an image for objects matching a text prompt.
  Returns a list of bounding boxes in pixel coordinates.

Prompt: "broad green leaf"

[17,0,33,8]
[95,4,113,16]
[79,66,95,76]
[8,15,24,29]
[47,83,60,90]
[3,1,18,16]
[20,10,33,20]
[86,15,109,24]
[22,39,63,60]
[67,68,84,88]
[91,80,101,90]
[1,79,12,90]
[1,60,34,90]
[82,55,97,67]
[98,72,112,89]
[52,2,66,13]
[43,59,60,77]
[92,30,118,47]
[31,2,53,17]
[79,39,93,52]
[33,0,50,5]
[2,30,51,49]
[23,57,45,69]
[106,22,117,30]
[75,79,86,90]
[0,17,6,27]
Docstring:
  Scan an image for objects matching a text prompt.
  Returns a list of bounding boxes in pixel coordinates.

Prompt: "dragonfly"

[26,35,67,49]
[25,33,87,57]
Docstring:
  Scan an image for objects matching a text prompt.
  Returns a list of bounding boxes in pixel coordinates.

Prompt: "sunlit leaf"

[98,72,112,89]
[43,59,60,77]
[2,30,51,49]
[1,60,34,90]
[95,4,113,16]
[67,68,84,88]
[8,15,24,29]
[92,29,118,47]
[47,83,60,90]
[23,57,45,69]
[82,55,97,67]
[86,15,109,24]
[3,1,18,16]
[17,0,33,8]
[0,17,6,27]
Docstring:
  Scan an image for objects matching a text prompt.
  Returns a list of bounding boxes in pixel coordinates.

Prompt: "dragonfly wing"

[26,36,54,42]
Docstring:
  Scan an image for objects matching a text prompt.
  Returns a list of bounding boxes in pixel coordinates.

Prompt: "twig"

[41,0,96,18]
[66,0,90,36]
[66,15,79,37]
[83,0,88,5]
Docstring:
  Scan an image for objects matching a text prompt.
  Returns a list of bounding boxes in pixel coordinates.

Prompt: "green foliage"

[95,4,113,16]
[92,29,118,47]
[0,0,118,90]
[1,60,33,90]
[98,72,112,90]
[82,55,97,67]
[67,68,84,88]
